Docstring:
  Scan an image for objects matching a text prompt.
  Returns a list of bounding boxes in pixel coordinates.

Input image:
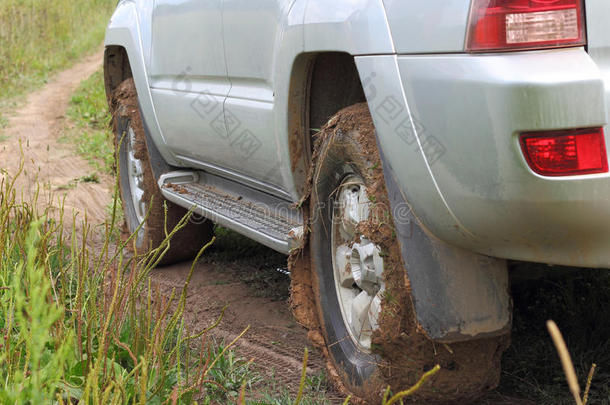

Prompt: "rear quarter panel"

[382,0,471,53]
[304,0,394,54]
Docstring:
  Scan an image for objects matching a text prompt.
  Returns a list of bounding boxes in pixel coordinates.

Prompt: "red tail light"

[467,0,586,52]
[520,128,608,177]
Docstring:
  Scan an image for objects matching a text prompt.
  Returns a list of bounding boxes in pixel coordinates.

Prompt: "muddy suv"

[104,0,609,401]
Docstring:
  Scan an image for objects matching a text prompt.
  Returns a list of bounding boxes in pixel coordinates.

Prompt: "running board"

[158,171,304,254]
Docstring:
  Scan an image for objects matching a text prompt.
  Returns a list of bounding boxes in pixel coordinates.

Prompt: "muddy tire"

[111,79,213,265]
[302,103,508,403]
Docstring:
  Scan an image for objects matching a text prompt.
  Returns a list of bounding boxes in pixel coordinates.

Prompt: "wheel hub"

[126,126,146,224]
[332,175,385,351]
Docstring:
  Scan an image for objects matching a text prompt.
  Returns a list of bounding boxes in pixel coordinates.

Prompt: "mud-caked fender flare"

[356,55,511,342]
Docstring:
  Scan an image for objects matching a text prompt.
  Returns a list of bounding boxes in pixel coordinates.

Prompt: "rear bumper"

[357,48,610,268]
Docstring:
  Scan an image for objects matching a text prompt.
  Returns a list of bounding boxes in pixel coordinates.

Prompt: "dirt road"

[0,50,112,225]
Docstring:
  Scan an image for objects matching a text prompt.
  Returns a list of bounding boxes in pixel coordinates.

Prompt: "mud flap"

[380,152,511,343]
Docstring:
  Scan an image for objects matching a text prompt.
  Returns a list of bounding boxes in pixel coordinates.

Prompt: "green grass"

[0,165,343,403]
[0,147,337,404]
[0,163,261,403]
[62,69,114,174]
[249,371,333,405]
[498,265,610,404]
[203,342,261,402]
[0,0,115,121]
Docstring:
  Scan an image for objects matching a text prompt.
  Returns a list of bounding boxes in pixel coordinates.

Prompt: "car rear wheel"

[111,79,213,265]
[306,103,508,402]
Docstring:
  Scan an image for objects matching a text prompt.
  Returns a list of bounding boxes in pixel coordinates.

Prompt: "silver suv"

[104,0,608,401]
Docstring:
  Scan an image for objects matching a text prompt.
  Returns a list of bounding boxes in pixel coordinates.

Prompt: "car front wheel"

[303,103,508,403]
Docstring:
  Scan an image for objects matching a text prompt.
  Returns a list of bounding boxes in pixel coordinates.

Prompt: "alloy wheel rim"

[126,126,146,224]
[331,175,385,351]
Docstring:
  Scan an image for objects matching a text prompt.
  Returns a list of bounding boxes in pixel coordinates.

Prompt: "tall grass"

[0,153,436,404]
[0,0,115,107]
[0,160,249,403]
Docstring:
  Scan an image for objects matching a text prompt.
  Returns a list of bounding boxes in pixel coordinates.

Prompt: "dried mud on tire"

[289,103,509,404]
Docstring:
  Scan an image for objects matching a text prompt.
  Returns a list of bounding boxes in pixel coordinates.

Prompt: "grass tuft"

[500,265,610,404]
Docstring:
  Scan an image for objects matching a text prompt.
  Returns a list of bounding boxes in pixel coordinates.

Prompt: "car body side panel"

[382,0,471,54]
[105,0,180,166]
[304,0,394,55]
[221,0,298,190]
[586,0,610,124]
[148,0,232,172]
[149,0,228,82]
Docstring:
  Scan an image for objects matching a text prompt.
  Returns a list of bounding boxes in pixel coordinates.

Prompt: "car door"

[221,0,297,190]
[148,0,230,165]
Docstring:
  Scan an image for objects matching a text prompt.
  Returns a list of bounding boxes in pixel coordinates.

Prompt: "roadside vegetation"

[0,163,243,403]
[63,70,114,174]
[0,0,115,126]
[0,160,341,403]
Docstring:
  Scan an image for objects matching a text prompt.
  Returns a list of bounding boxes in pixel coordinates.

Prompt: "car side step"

[158,171,304,254]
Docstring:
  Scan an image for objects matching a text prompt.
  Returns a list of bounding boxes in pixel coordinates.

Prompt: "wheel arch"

[104,1,179,169]
[104,44,171,180]
[287,52,368,197]
[104,46,132,105]
[303,0,394,55]
[286,51,512,343]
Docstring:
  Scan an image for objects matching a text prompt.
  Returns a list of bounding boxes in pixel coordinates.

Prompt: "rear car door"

[220,0,297,190]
